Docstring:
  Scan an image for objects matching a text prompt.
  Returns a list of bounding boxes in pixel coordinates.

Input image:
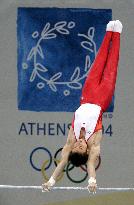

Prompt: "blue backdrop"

[17,7,113,112]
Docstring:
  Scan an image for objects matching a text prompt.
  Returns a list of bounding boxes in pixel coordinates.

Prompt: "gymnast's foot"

[113,20,123,33]
[106,20,115,31]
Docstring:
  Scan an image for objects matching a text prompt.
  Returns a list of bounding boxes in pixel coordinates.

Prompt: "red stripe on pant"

[80,31,120,112]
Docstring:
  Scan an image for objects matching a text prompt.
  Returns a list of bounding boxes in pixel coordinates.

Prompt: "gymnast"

[42,20,123,193]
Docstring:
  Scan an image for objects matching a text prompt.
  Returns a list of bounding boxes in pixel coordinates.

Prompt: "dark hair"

[68,151,88,167]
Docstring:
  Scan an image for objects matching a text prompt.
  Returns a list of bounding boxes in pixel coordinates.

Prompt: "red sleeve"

[94,115,102,132]
[71,114,75,129]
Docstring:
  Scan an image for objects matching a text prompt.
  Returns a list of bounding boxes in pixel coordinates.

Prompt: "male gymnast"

[42,20,123,193]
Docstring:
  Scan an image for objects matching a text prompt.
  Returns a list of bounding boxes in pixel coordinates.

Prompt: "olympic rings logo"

[30,147,101,183]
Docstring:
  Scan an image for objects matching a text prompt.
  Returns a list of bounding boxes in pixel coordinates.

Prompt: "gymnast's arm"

[51,138,72,180]
[87,130,102,192]
[42,127,74,191]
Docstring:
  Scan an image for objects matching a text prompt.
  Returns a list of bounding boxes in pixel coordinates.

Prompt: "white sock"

[106,20,115,31]
[113,20,123,33]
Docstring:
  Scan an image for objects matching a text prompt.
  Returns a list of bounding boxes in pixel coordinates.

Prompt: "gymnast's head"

[68,128,88,167]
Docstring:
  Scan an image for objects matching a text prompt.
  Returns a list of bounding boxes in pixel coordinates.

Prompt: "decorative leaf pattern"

[81,41,94,53]
[50,72,62,81]
[41,23,50,36]
[85,55,91,71]
[48,83,57,92]
[68,82,82,89]
[25,21,96,94]
[43,33,57,39]
[88,27,95,39]
[36,63,48,72]
[70,67,80,81]
[67,21,75,29]
[55,21,67,28]
[30,70,37,82]
[56,28,69,34]
[27,47,35,61]
[37,45,44,59]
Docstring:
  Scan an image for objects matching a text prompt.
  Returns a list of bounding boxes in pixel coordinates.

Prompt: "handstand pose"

[42,20,123,193]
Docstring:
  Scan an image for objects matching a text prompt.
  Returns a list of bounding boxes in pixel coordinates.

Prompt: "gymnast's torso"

[71,103,102,142]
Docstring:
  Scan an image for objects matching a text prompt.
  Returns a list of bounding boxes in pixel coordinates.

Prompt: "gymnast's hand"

[42,176,56,192]
[42,181,53,192]
[87,177,97,194]
[87,181,97,194]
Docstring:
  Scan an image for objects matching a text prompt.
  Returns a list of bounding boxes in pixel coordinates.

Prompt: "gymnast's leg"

[97,20,122,111]
[81,21,114,104]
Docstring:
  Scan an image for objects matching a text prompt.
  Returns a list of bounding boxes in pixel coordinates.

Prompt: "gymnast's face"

[72,139,88,154]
